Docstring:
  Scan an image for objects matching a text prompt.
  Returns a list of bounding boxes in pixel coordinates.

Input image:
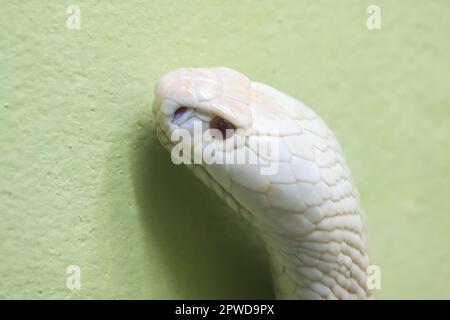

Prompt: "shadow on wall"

[129,121,274,299]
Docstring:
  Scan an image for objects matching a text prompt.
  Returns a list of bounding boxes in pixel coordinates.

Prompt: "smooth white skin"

[153,67,373,299]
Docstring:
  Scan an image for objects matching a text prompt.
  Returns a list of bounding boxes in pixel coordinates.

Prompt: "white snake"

[152,67,372,299]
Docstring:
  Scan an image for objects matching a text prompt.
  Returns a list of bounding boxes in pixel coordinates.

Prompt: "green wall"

[1,1,449,299]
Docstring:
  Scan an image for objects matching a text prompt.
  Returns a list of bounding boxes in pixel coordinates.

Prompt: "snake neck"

[250,206,373,300]
[190,164,373,299]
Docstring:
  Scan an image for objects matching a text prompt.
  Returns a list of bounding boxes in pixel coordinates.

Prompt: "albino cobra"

[152,67,372,299]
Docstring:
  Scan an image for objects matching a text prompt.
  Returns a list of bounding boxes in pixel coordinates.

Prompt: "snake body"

[153,67,372,299]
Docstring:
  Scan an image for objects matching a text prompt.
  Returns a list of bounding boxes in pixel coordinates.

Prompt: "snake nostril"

[209,116,236,139]
[172,106,188,122]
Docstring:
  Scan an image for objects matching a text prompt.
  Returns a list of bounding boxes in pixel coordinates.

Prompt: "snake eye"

[209,116,236,139]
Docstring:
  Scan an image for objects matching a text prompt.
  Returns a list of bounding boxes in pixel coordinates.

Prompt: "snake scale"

[152,67,372,299]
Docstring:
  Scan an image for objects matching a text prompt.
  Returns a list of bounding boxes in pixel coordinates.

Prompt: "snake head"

[152,67,266,164]
[153,66,253,139]
[152,66,282,209]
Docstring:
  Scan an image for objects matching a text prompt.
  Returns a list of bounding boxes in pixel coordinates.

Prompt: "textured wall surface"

[1,1,449,299]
